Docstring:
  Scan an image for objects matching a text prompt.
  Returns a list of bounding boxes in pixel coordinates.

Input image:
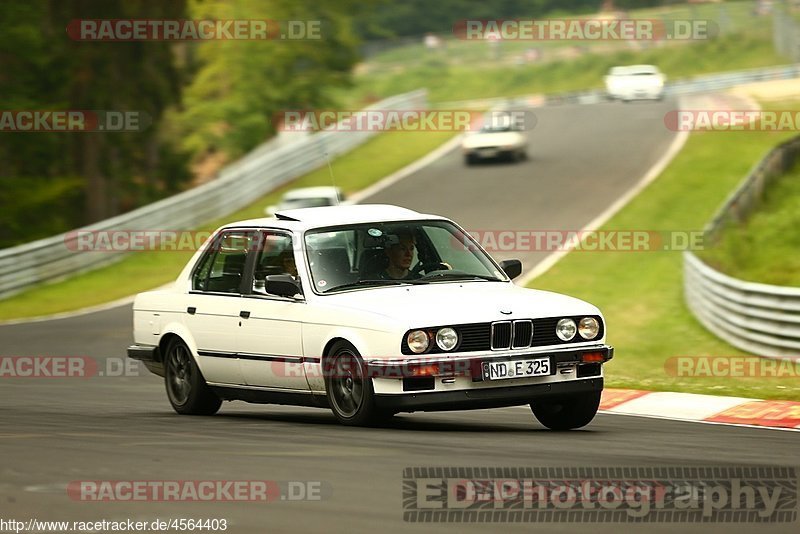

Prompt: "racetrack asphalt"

[1,99,797,533]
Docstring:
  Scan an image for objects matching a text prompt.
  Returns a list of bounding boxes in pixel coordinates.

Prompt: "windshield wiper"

[425,273,503,282]
[323,280,411,293]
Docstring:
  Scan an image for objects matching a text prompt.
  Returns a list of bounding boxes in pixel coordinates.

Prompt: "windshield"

[479,112,519,133]
[304,220,507,293]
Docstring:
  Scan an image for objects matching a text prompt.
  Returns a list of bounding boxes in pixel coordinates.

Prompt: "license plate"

[482,357,551,381]
[479,148,498,157]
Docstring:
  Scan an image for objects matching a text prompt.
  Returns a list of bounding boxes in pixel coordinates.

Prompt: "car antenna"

[324,152,340,206]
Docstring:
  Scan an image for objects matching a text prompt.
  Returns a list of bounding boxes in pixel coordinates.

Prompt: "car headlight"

[556,318,577,341]
[578,317,600,340]
[435,328,458,351]
[407,330,429,354]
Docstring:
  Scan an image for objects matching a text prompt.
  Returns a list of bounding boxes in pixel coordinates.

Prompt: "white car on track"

[128,205,612,429]
[462,113,529,165]
[604,64,666,102]
[265,186,345,216]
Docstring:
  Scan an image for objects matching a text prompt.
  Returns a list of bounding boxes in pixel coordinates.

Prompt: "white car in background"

[462,113,529,165]
[265,186,345,216]
[604,64,666,102]
[128,205,612,429]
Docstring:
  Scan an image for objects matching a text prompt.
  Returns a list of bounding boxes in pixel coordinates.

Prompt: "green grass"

[699,161,800,287]
[0,129,455,320]
[528,113,800,401]
[364,1,757,71]
[342,30,781,106]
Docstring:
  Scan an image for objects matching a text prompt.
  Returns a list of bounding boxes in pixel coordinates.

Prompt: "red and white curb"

[601,388,800,431]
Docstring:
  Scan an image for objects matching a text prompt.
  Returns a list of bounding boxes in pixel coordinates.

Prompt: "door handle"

[187,307,196,315]
[240,311,251,319]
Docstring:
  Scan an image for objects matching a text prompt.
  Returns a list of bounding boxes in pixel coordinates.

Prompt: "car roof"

[609,64,659,74]
[281,186,341,200]
[627,64,659,73]
[224,204,447,232]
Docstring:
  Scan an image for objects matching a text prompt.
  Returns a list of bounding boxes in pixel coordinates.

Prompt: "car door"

[237,230,309,390]
[182,230,256,386]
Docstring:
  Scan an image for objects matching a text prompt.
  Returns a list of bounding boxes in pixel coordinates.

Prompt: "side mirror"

[499,259,522,280]
[264,274,302,299]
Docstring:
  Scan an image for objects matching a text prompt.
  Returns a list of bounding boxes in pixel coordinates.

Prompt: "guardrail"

[488,63,800,108]
[0,89,427,299]
[684,135,800,360]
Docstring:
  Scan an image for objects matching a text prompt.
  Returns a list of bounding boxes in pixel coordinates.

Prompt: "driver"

[380,232,417,280]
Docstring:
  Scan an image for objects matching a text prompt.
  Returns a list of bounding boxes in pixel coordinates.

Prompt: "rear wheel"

[530,391,600,430]
[324,341,389,426]
[164,338,221,415]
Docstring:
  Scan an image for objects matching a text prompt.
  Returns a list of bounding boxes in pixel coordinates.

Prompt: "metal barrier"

[476,63,800,109]
[5,62,800,300]
[0,89,427,299]
[684,136,800,360]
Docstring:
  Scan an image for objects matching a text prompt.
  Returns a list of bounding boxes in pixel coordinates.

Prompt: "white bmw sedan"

[128,205,612,429]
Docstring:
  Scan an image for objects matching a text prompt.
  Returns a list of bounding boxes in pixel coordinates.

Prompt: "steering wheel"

[411,260,452,276]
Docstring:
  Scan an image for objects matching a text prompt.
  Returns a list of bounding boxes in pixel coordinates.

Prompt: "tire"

[530,390,601,430]
[164,338,222,416]
[464,154,476,166]
[324,341,389,426]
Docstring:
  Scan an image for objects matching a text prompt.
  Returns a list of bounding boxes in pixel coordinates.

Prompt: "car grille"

[402,316,604,355]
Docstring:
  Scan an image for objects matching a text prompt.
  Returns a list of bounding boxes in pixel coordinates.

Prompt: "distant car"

[462,113,528,165]
[604,64,665,102]
[128,205,612,429]
[265,186,345,216]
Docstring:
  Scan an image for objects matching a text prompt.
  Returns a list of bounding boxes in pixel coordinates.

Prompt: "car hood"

[462,131,524,149]
[314,282,600,327]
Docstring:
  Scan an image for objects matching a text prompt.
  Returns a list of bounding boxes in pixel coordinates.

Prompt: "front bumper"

[465,146,520,159]
[376,377,603,412]
[369,345,612,412]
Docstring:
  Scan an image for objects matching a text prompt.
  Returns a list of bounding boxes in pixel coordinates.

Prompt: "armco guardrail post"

[683,134,800,361]
[0,89,428,300]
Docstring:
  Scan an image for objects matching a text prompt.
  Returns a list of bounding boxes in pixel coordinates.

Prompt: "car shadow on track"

[209,409,603,434]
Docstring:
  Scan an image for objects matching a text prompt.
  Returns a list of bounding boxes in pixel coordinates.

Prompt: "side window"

[253,232,296,294]
[194,231,254,294]
[192,247,215,291]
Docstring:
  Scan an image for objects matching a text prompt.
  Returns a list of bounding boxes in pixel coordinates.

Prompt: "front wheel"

[164,338,221,415]
[324,341,389,426]
[530,391,601,430]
